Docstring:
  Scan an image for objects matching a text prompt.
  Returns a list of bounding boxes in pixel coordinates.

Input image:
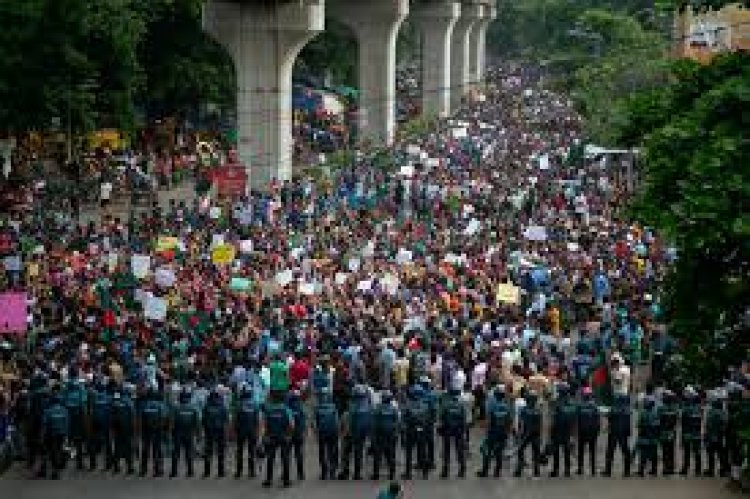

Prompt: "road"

[0,436,736,499]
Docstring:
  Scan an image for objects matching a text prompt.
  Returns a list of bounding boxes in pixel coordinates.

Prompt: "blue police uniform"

[262,398,294,487]
[140,390,167,476]
[234,388,261,478]
[314,389,339,480]
[111,391,135,474]
[88,384,113,471]
[202,391,228,477]
[170,391,198,477]
[39,393,69,479]
[439,389,466,478]
[479,388,510,477]
[371,392,399,481]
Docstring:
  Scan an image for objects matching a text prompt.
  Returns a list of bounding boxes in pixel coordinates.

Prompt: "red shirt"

[290,358,310,390]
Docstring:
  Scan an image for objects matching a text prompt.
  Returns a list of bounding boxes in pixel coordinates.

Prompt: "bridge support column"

[469,4,496,88]
[412,1,460,118]
[329,0,409,147]
[450,2,484,111]
[203,0,324,190]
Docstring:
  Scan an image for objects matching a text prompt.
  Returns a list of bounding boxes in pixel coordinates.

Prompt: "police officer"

[88,377,113,471]
[549,383,576,477]
[402,385,430,480]
[27,372,48,470]
[338,384,372,481]
[287,389,306,481]
[478,385,510,478]
[635,396,659,476]
[658,389,679,476]
[576,386,600,476]
[38,388,69,480]
[62,369,87,470]
[202,389,228,478]
[439,387,466,478]
[418,377,438,471]
[170,388,198,478]
[313,387,339,480]
[727,383,746,477]
[372,390,399,481]
[679,387,702,476]
[603,393,631,477]
[514,391,542,478]
[111,388,135,474]
[704,392,728,477]
[234,384,261,478]
[140,387,167,477]
[262,391,295,488]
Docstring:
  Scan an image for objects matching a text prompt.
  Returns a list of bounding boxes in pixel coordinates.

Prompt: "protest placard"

[0,292,27,333]
[131,254,151,279]
[496,283,520,305]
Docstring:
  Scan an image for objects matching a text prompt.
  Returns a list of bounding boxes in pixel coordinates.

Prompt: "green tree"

[616,52,750,383]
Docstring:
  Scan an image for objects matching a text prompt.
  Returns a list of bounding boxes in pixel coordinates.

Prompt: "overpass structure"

[203,0,497,189]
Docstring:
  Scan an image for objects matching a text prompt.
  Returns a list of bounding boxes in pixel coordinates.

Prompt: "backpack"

[406,400,429,431]
[204,403,225,432]
[91,391,111,424]
[142,401,162,430]
[316,403,338,437]
[65,386,84,412]
[265,404,291,438]
[350,404,372,439]
[236,399,259,433]
[488,402,509,435]
[46,406,69,437]
[112,398,133,431]
[443,399,465,432]
[375,405,398,436]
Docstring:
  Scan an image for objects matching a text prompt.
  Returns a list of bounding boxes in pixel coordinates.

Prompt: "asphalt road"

[0,436,736,499]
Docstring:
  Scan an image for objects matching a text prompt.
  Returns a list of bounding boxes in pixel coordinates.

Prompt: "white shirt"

[471,362,487,389]
[100,182,113,200]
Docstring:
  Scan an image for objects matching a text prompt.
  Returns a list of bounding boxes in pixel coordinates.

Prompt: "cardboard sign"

[211,244,236,265]
[155,236,179,252]
[144,295,167,321]
[131,254,151,279]
[523,225,548,242]
[0,292,27,333]
[155,267,176,288]
[496,283,520,305]
[275,269,293,287]
[230,277,252,291]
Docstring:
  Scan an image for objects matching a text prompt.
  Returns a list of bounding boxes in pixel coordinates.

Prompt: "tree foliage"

[615,53,750,382]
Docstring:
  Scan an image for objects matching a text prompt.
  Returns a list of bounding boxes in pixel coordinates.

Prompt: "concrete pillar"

[328,0,408,147]
[468,4,496,87]
[450,2,484,111]
[412,1,460,118]
[203,0,324,190]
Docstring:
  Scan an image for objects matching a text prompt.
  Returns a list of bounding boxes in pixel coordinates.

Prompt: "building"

[673,3,750,62]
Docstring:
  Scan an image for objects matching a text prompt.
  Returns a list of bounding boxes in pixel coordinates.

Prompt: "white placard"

[357,280,373,292]
[155,267,176,288]
[239,240,253,254]
[523,225,548,242]
[275,269,293,287]
[145,295,167,321]
[396,248,412,265]
[131,255,151,279]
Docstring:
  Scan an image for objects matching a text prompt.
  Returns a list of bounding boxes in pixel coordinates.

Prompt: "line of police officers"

[19,370,750,483]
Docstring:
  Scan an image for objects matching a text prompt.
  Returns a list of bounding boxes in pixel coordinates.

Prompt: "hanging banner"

[212,163,247,198]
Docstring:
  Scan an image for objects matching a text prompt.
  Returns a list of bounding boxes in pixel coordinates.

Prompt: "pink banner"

[0,292,27,334]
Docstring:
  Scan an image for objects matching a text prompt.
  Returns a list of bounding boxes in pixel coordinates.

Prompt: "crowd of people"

[0,63,748,486]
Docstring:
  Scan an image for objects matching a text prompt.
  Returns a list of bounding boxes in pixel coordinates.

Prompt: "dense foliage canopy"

[615,52,750,382]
